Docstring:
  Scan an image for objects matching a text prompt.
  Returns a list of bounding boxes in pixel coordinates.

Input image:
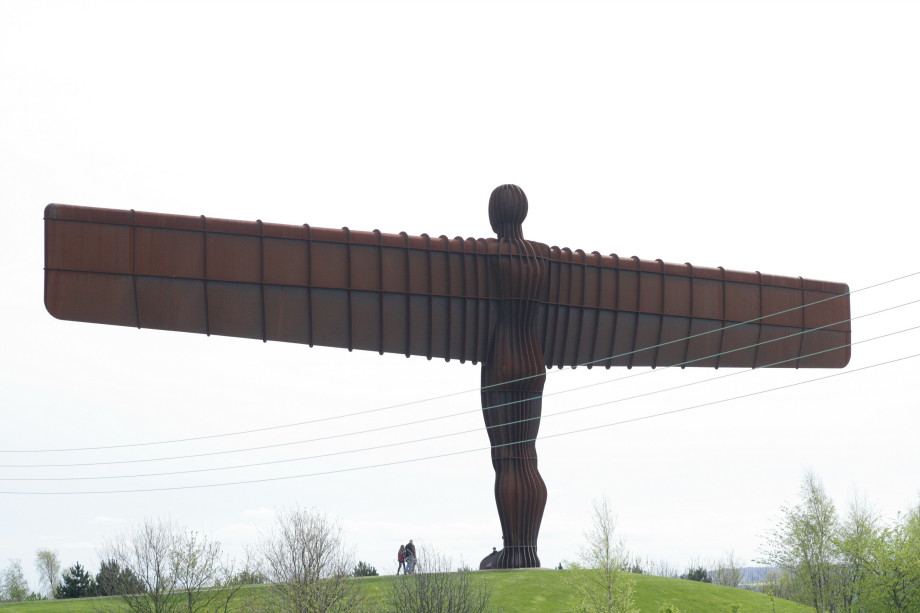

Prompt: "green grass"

[0,597,100,612]
[0,571,812,612]
[479,570,811,613]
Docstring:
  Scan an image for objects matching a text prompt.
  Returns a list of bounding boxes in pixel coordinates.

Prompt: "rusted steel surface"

[43,185,852,570]
[480,185,548,568]
[44,202,850,371]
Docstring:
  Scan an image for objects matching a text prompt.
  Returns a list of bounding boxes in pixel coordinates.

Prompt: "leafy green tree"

[1,559,30,602]
[834,494,883,611]
[34,549,61,599]
[872,506,920,612]
[567,496,638,613]
[759,470,841,612]
[353,561,378,577]
[760,473,920,613]
[56,562,95,599]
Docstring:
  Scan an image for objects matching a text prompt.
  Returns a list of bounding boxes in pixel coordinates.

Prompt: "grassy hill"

[0,569,810,612]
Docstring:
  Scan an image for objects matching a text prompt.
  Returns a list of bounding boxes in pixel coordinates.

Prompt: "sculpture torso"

[482,236,548,393]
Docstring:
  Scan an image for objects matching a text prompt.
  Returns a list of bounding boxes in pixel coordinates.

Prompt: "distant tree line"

[622,551,745,588]
[0,548,220,603]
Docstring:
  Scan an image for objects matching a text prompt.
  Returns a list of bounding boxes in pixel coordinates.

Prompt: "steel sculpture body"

[43,185,851,569]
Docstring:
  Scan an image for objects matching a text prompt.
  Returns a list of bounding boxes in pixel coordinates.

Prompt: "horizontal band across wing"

[44,204,851,369]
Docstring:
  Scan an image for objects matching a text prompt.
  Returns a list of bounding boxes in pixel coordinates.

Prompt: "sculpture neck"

[496,225,524,240]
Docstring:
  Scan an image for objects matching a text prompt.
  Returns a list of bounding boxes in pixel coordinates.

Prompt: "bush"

[231,568,267,585]
[354,561,378,577]
[258,507,365,613]
[388,549,491,613]
[680,566,711,583]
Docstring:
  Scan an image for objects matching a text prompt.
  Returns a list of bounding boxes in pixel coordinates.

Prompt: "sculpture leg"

[481,385,547,568]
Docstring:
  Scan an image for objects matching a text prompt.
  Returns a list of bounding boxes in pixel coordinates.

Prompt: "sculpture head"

[489,184,528,239]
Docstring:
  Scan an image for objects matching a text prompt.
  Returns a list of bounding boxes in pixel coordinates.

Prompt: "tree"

[760,568,798,603]
[759,470,841,612]
[759,475,920,613]
[834,494,883,611]
[229,567,267,586]
[257,507,365,613]
[170,529,240,613]
[100,517,241,613]
[353,561,378,577]
[387,548,491,613]
[680,566,711,583]
[872,506,920,612]
[34,549,61,599]
[567,496,638,613]
[95,559,145,596]
[56,561,95,599]
[101,518,176,612]
[710,551,744,588]
[1,559,30,602]
[640,558,680,579]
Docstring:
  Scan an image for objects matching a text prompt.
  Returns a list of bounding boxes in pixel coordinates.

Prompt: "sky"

[2,0,919,593]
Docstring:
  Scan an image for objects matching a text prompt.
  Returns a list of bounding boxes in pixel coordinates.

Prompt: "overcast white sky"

[2,0,919,593]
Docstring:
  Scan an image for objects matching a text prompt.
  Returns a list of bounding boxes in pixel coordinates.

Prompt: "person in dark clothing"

[404,539,417,574]
[479,547,499,570]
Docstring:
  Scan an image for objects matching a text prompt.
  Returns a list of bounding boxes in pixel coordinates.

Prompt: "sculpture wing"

[45,205,851,370]
[44,204,497,363]
[537,248,851,369]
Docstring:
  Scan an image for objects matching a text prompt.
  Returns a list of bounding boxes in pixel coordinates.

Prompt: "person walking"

[397,544,406,575]
[404,539,416,574]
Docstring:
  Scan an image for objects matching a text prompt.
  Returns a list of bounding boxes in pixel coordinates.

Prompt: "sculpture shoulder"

[529,240,551,258]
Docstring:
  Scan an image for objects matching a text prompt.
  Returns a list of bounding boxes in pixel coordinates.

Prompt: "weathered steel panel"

[44,202,851,370]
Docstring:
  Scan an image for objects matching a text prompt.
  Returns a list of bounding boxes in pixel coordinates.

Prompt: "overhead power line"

[2,325,917,483]
[1,351,915,495]
[2,270,915,456]
[2,296,915,469]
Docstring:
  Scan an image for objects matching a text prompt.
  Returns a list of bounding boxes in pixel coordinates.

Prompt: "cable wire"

[5,289,917,470]
[10,270,916,454]
[2,297,915,469]
[2,351,915,495]
[3,324,917,482]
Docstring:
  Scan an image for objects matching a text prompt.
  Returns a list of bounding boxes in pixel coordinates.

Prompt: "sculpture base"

[479,546,541,570]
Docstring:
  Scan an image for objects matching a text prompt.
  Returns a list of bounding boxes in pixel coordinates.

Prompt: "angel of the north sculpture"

[44,184,851,569]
